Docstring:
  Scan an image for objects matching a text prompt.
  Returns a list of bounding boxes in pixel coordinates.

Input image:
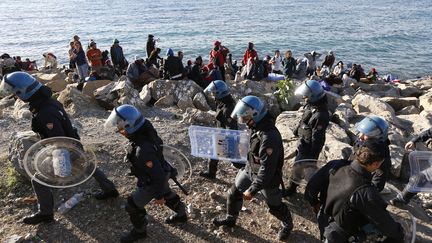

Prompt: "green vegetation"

[275,77,295,105]
[0,154,26,197]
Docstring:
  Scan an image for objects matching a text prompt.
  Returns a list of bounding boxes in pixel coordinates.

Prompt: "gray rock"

[326,122,351,144]
[154,95,175,108]
[58,85,101,116]
[326,91,343,114]
[411,78,432,91]
[389,144,407,178]
[114,81,148,112]
[8,131,40,178]
[396,114,432,137]
[419,91,432,112]
[139,84,152,105]
[177,96,195,111]
[275,111,302,160]
[5,234,24,243]
[181,108,216,125]
[94,82,117,110]
[380,97,419,112]
[352,93,395,121]
[396,83,423,97]
[396,105,420,115]
[192,92,210,111]
[82,80,113,98]
[0,96,15,109]
[13,99,31,120]
[333,103,356,129]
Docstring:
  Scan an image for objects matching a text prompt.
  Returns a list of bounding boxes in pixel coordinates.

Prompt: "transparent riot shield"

[407,151,432,193]
[162,145,192,184]
[393,211,417,243]
[188,125,250,164]
[290,159,320,185]
[23,137,97,188]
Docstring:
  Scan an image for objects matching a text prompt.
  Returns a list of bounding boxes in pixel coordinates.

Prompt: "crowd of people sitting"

[1,34,400,92]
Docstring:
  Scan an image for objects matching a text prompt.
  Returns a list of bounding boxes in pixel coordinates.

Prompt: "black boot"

[120,229,147,243]
[95,189,119,200]
[282,181,298,197]
[165,214,187,224]
[199,159,218,179]
[23,213,54,225]
[278,222,293,241]
[213,216,236,227]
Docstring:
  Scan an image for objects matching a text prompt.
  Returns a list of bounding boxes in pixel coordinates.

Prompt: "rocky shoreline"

[0,68,431,242]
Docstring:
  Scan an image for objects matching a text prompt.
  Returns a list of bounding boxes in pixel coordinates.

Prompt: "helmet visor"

[0,78,14,97]
[231,101,254,124]
[104,109,127,133]
[294,83,311,98]
[204,82,217,97]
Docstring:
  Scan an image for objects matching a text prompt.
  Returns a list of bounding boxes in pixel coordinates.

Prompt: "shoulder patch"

[46,123,54,130]
[145,160,153,168]
[266,148,273,156]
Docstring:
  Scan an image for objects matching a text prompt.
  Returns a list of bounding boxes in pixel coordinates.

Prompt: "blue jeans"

[76,63,89,81]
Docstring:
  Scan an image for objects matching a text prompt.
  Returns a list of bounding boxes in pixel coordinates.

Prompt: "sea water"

[0,0,431,79]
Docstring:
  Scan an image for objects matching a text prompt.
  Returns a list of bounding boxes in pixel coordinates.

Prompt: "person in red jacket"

[242,42,258,66]
[209,40,229,81]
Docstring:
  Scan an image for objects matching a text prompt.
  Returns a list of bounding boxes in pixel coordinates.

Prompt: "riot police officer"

[0,72,118,225]
[104,104,187,243]
[353,115,391,191]
[390,127,432,206]
[284,79,330,196]
[212,96,293,241]
[199,80,240,179]
[323,141,405,242]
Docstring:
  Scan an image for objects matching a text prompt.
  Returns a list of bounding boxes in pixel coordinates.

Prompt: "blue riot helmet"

[355,115,389,141]
[294,79,325,103]
[104,104,146,135]
[0,71,42,101]
[231,95,267,124]
[167,48,174,57]
[204,80,229,99]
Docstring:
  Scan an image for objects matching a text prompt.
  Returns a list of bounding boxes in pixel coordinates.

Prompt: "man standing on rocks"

[104,104,187,243]
[390,127,432,206]
[199,80,240,179]
[0,72,118,225]
[86,41,103,74]
[213,96,293,241]
[283,79,329,196]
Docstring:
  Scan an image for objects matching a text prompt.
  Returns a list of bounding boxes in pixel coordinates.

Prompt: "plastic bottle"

[58,192,84,214]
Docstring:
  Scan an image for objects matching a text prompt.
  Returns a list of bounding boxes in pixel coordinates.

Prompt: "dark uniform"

[124,120,186,236]
[221,114,293,230]
[28,86,116,217]
[204,94,239,177]
[323,161,404,242]
[352,138,391,191]
[290,97,329,184]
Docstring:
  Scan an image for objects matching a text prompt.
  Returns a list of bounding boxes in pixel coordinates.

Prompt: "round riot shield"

[290,159,319,186]
[408,151,432,193]
[162,145,192,184]
[23,137,97,188]
[393,211,416,243]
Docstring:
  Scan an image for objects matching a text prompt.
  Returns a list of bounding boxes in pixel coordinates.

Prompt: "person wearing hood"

[146,34,157,58]
[283,80,330,197]
[188,56,205,87]
[0,72,118,225]
[104,104,187,242]
[213,96,293,241]
[110,39,128,76]
[304,51,322,77]
[321,51,335,69]
[163,48,184,80]
[126,56,148,87]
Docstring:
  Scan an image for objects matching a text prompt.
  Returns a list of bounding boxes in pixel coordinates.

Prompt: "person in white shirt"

[270,50,283,74]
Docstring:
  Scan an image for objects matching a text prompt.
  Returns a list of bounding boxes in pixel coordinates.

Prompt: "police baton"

[171,177,189,195]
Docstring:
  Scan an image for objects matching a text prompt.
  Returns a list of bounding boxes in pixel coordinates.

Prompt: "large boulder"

[13,99,31,119]
[57,85,100,116]
[139,84,152,105]
[0,96,15,109]
[8,131,40,178]
[192,92,211,111]
[396,83,423,97]
[82,80,113,98]
[34,72,66,84]
[112,80,147,111]
[396,105,420,115]
[411,78,432,91]
[275,111,302,160]
[389,144,407,178]
[45,79,68,93]
[181,108,216,126]
[230,79,276,97]
[419,91,432,112]
[326,122,351,144]
[177,96,195,111]
[352,93,395,121]
[326,91,343,114]
[319,139,353,162]
[333,103,356,129]
[395,114,432,138]
[154,95,175,108]
[380,97,419,112]
[94,82,118,110]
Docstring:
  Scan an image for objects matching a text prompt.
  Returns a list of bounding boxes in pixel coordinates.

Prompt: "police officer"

[104,104,187,242]
[352,115,391,191]
[323,141,405,242]
[0,72,118,225]
[284,79,330,196]
[212,96,293,241]
[390,127,432,206]
[199,80,240,179]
